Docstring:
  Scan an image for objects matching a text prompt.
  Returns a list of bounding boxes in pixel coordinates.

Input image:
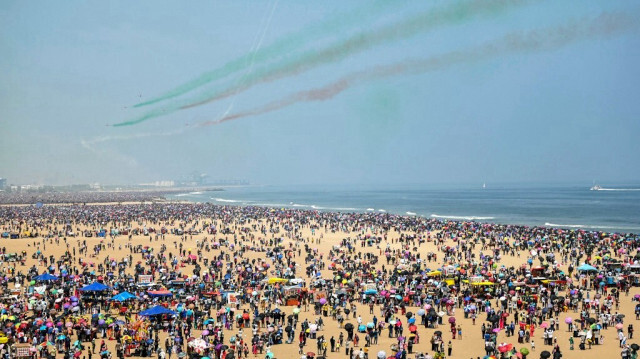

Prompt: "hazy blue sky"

[1,1,639,186]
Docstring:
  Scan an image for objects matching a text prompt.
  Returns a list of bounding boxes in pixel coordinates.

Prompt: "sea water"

[168,184,640,234]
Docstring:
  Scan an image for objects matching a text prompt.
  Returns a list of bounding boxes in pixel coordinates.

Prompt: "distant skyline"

[1,1,639,186]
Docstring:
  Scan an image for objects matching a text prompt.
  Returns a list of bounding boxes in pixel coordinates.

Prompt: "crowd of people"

[0,198,638,359]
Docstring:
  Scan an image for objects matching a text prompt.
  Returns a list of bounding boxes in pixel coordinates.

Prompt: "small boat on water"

[590,184,602,191]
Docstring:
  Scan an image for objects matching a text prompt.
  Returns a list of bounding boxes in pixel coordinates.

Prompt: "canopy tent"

[80,282,110,291]
[34,273,59,281]
[577,264,598,272]
[147,290,173,297]
[110,292,137,301]
[267,278,288,284]
[139,305,177,317]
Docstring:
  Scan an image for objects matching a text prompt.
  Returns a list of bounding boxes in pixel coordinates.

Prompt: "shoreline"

[1,195,638,238]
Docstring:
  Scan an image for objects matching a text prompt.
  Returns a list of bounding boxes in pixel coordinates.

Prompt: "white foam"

[406,211,417,216]
[366,208,375,211]
[544,223,640,231]
[190,191,203,195]
[431,214,495,221]
[211,198,242,203]
[378,209,386,212]
[595,188,640,191]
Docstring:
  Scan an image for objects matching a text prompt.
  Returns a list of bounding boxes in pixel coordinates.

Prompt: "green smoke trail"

[114,0,530,127]
[182,0,530,109]
[133,0,399,109]
[197,12,636,127]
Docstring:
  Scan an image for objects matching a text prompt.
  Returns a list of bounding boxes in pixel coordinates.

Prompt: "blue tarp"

[34,273,59,281]
[110,291,137,301]
[577,264,598,272]
[139,305,176,317]
[80,282,110,291]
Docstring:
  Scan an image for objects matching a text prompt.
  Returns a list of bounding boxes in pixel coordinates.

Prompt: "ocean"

[168,184,640,234]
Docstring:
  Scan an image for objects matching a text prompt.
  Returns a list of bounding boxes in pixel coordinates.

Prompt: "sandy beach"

[0,202,638,359]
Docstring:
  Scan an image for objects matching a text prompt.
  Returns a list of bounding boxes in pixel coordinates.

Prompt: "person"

[569,337,574,350]
[629,324,634,339]
[447,341,452,356]
[531,340,535,351]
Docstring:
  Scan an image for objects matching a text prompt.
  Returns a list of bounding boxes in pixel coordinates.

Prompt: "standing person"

[447,341,452,357]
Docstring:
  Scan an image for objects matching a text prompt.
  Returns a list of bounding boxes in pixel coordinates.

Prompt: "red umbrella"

[448,317,456,324]
[409,325,417,332]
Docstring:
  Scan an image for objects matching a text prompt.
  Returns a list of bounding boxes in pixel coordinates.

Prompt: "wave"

[211,198,243,203]
[378,209,386,212]
[406,211,417,216]
[431,214,495,221]
[544,222,640,231]
[595,188,640,191]
[366,208,375,211]
[189,191,203,195]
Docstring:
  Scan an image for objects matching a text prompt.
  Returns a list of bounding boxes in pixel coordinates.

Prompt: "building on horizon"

[0,178,6,190]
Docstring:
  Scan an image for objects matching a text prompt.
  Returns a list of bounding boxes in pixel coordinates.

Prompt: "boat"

[590,184,602,191]
[482,183,486,189]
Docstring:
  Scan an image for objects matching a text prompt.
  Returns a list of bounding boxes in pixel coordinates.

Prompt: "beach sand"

[2,210,637,359]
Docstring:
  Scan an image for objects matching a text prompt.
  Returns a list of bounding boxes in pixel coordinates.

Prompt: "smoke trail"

[197,13,636,127]
[113,0,530,127]
[133,0,399,108]
[216,0,279,122]
[183,0,527,108]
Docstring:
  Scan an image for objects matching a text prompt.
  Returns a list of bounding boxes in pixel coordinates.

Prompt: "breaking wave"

[431,214,495,221]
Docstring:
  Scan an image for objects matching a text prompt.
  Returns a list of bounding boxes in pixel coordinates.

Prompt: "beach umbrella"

[367,322,375,329]
[520,348,529,356]
[616,323,624,330]
[406,312,413,318]
[540,322,548,329]
[417,309,426,316]
[564,317,573,324]
[409,325,417,333]
[434,331,442,336]
[630,344,640,351]
[448,317,456,324]
[344,323,354,331]
[377,351,386,359]
[540,351,551,359]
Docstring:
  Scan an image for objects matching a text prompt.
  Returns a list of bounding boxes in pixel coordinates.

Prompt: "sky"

[1,0,639,186]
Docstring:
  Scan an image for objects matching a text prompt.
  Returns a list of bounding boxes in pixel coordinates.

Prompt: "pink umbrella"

[565,317,573,324]
[540,322,549,329]
[616,323,624,330]
[492,328,501,333]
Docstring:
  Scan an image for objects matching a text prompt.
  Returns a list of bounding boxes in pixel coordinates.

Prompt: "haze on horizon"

[1,1,639,187]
